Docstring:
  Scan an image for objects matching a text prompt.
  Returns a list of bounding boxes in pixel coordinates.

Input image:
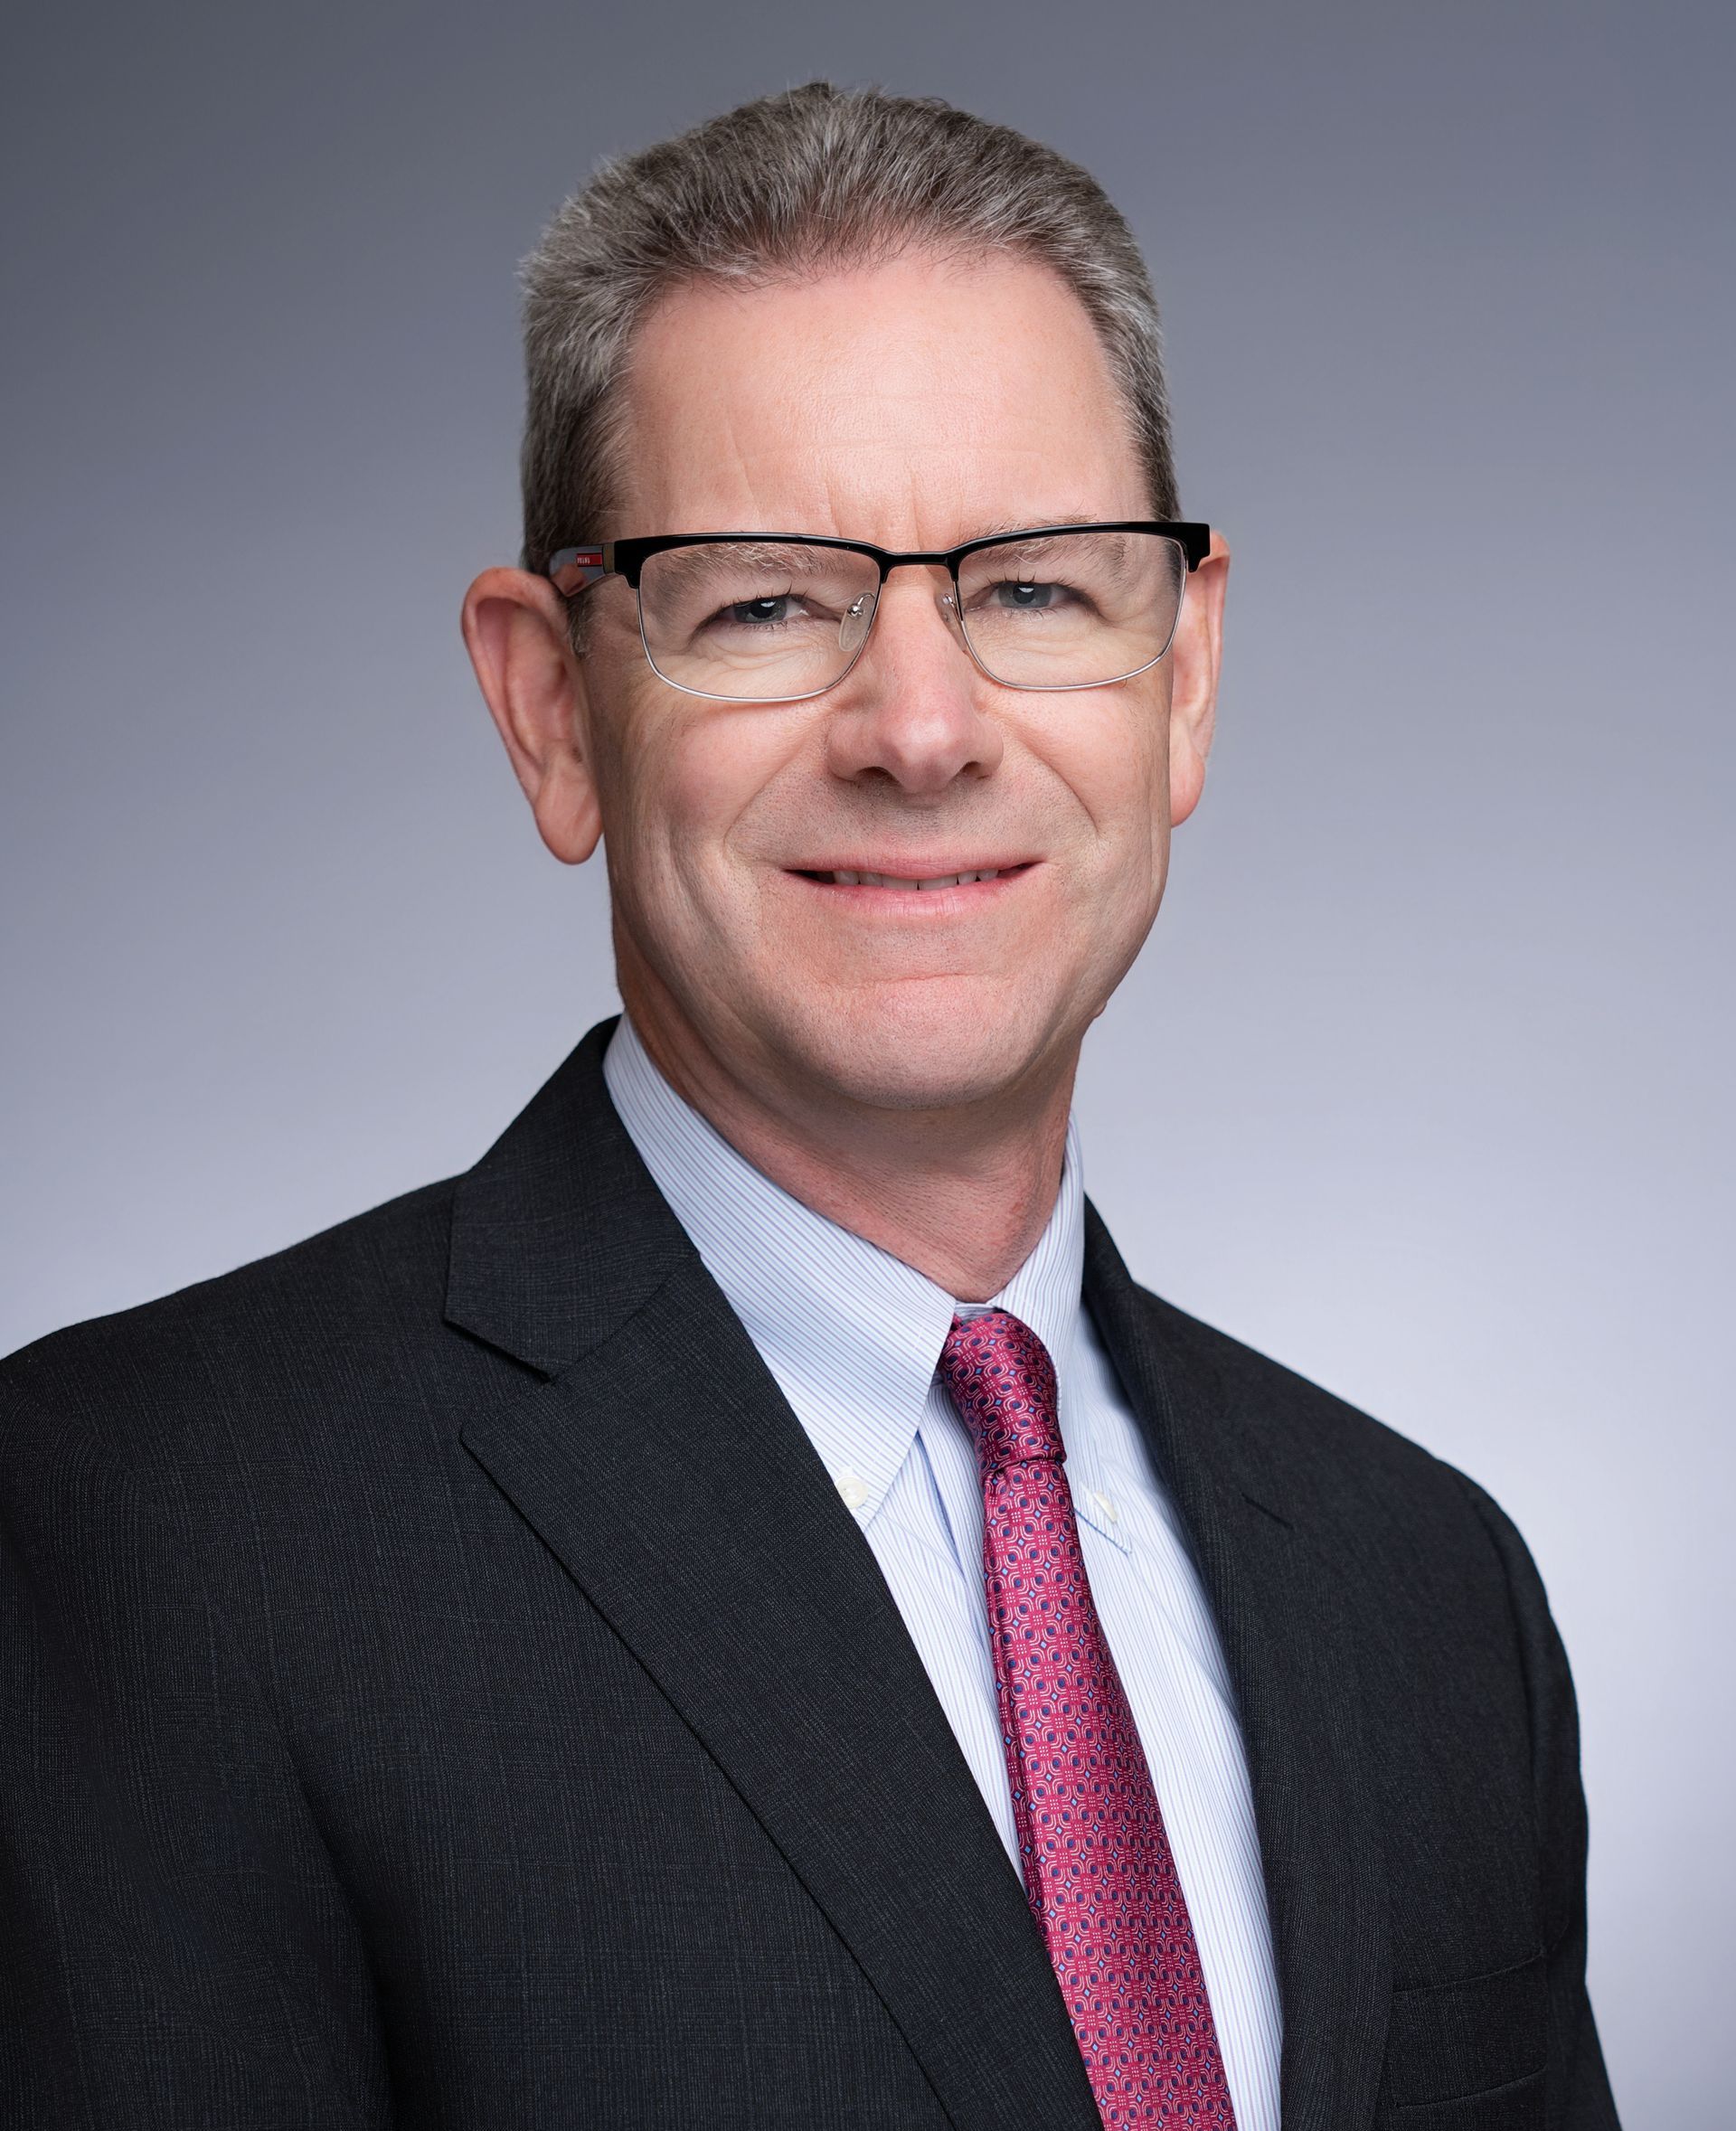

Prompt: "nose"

[822,572,1005,795]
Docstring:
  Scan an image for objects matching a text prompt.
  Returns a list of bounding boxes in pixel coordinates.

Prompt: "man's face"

[559,253,1223,1117]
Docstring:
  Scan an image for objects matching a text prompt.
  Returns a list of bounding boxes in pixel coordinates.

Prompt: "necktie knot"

[938,1309,1063,1477]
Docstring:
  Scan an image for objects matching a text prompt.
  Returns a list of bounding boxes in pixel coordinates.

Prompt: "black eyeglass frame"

[546,521,1212,701]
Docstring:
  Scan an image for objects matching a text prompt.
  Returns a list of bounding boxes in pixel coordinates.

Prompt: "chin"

[765,976,1069,1115]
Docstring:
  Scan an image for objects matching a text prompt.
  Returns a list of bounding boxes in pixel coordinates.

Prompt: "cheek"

[1058,702,1173,997]
[661,718,794,855]
[1035,684,1169,863]
[606,689,805,906]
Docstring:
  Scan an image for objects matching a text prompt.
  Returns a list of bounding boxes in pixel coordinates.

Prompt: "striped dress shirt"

[603,1016,1282,2130]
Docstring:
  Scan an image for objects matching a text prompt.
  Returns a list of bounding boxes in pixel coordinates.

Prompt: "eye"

[978,575,1086,616]
[645,544,873,651]
[732,592,809,622]
[719,592,809,628]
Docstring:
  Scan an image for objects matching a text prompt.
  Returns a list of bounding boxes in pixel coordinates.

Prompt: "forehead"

[613,251,1148,545]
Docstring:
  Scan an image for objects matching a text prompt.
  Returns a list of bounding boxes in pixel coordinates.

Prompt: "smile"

[792,861,1033,895]
[829,868,1001,890]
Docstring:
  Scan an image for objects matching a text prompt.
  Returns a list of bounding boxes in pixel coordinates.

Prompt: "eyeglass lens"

[634,530,1187,701]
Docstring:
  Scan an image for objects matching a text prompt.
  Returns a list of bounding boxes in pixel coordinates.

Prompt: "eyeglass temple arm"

[548,546,613,597]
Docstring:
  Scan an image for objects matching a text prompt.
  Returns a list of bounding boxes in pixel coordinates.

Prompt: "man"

[1,81,1616,2129]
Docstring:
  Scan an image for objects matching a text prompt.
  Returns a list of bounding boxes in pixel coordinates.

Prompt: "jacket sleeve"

[0,1383,392,2129]
[1456,1474,1621,2131]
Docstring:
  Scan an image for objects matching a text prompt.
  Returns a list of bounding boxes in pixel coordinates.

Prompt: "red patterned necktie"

[939,1309,1239,2129]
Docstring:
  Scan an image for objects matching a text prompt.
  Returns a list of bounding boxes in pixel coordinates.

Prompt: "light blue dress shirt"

[604,1016,1281,2130]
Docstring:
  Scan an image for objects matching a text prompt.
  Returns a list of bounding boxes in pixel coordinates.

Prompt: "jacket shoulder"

[0,1175,461,1460]
[1127,1279,1522,1557]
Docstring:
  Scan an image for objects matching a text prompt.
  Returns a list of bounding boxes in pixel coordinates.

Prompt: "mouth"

[790,861,1035,893]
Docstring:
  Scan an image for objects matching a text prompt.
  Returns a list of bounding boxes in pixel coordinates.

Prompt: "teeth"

[828,869,1003,890]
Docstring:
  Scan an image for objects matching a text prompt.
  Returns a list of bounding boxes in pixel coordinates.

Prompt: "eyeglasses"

[547,522,1210,703]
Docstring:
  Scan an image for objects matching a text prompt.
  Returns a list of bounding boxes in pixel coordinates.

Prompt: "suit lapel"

[1084,1206,1392,2131]
[447,1024,1099,2131]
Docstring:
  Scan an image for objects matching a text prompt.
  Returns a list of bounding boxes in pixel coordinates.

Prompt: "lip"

[781,861,1038,916]
[786,858,1036,889]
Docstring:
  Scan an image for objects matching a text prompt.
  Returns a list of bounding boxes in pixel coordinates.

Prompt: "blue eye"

[995,580,1059,609]
[729,596,797,626]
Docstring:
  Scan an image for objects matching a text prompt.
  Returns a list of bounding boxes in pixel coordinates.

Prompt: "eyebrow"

[656,539,845,568]
[968,514,1105,539]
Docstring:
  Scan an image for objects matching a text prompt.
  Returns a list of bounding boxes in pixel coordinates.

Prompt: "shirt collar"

[602,1015,1087,1518]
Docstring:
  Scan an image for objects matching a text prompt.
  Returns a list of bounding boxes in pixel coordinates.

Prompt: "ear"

[1166,529,1230,829]
[461,567,602,864]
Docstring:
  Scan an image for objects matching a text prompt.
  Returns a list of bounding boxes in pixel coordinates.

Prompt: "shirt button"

[837,1471,869,1512]
[1091,1490,1118,1523]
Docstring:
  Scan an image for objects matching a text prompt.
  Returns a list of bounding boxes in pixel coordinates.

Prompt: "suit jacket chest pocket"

[1379,1950,1547,2128]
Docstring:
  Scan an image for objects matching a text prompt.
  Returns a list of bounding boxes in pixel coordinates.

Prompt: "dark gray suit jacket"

[1,1021,1618,2128]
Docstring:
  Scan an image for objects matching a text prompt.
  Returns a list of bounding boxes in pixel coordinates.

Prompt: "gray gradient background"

[4,3,1730,2119]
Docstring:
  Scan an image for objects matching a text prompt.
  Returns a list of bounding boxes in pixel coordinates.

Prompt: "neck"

[620,988,1077,1305]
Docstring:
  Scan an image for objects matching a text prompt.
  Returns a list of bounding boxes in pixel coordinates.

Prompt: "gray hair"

[519,81,1179,599]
